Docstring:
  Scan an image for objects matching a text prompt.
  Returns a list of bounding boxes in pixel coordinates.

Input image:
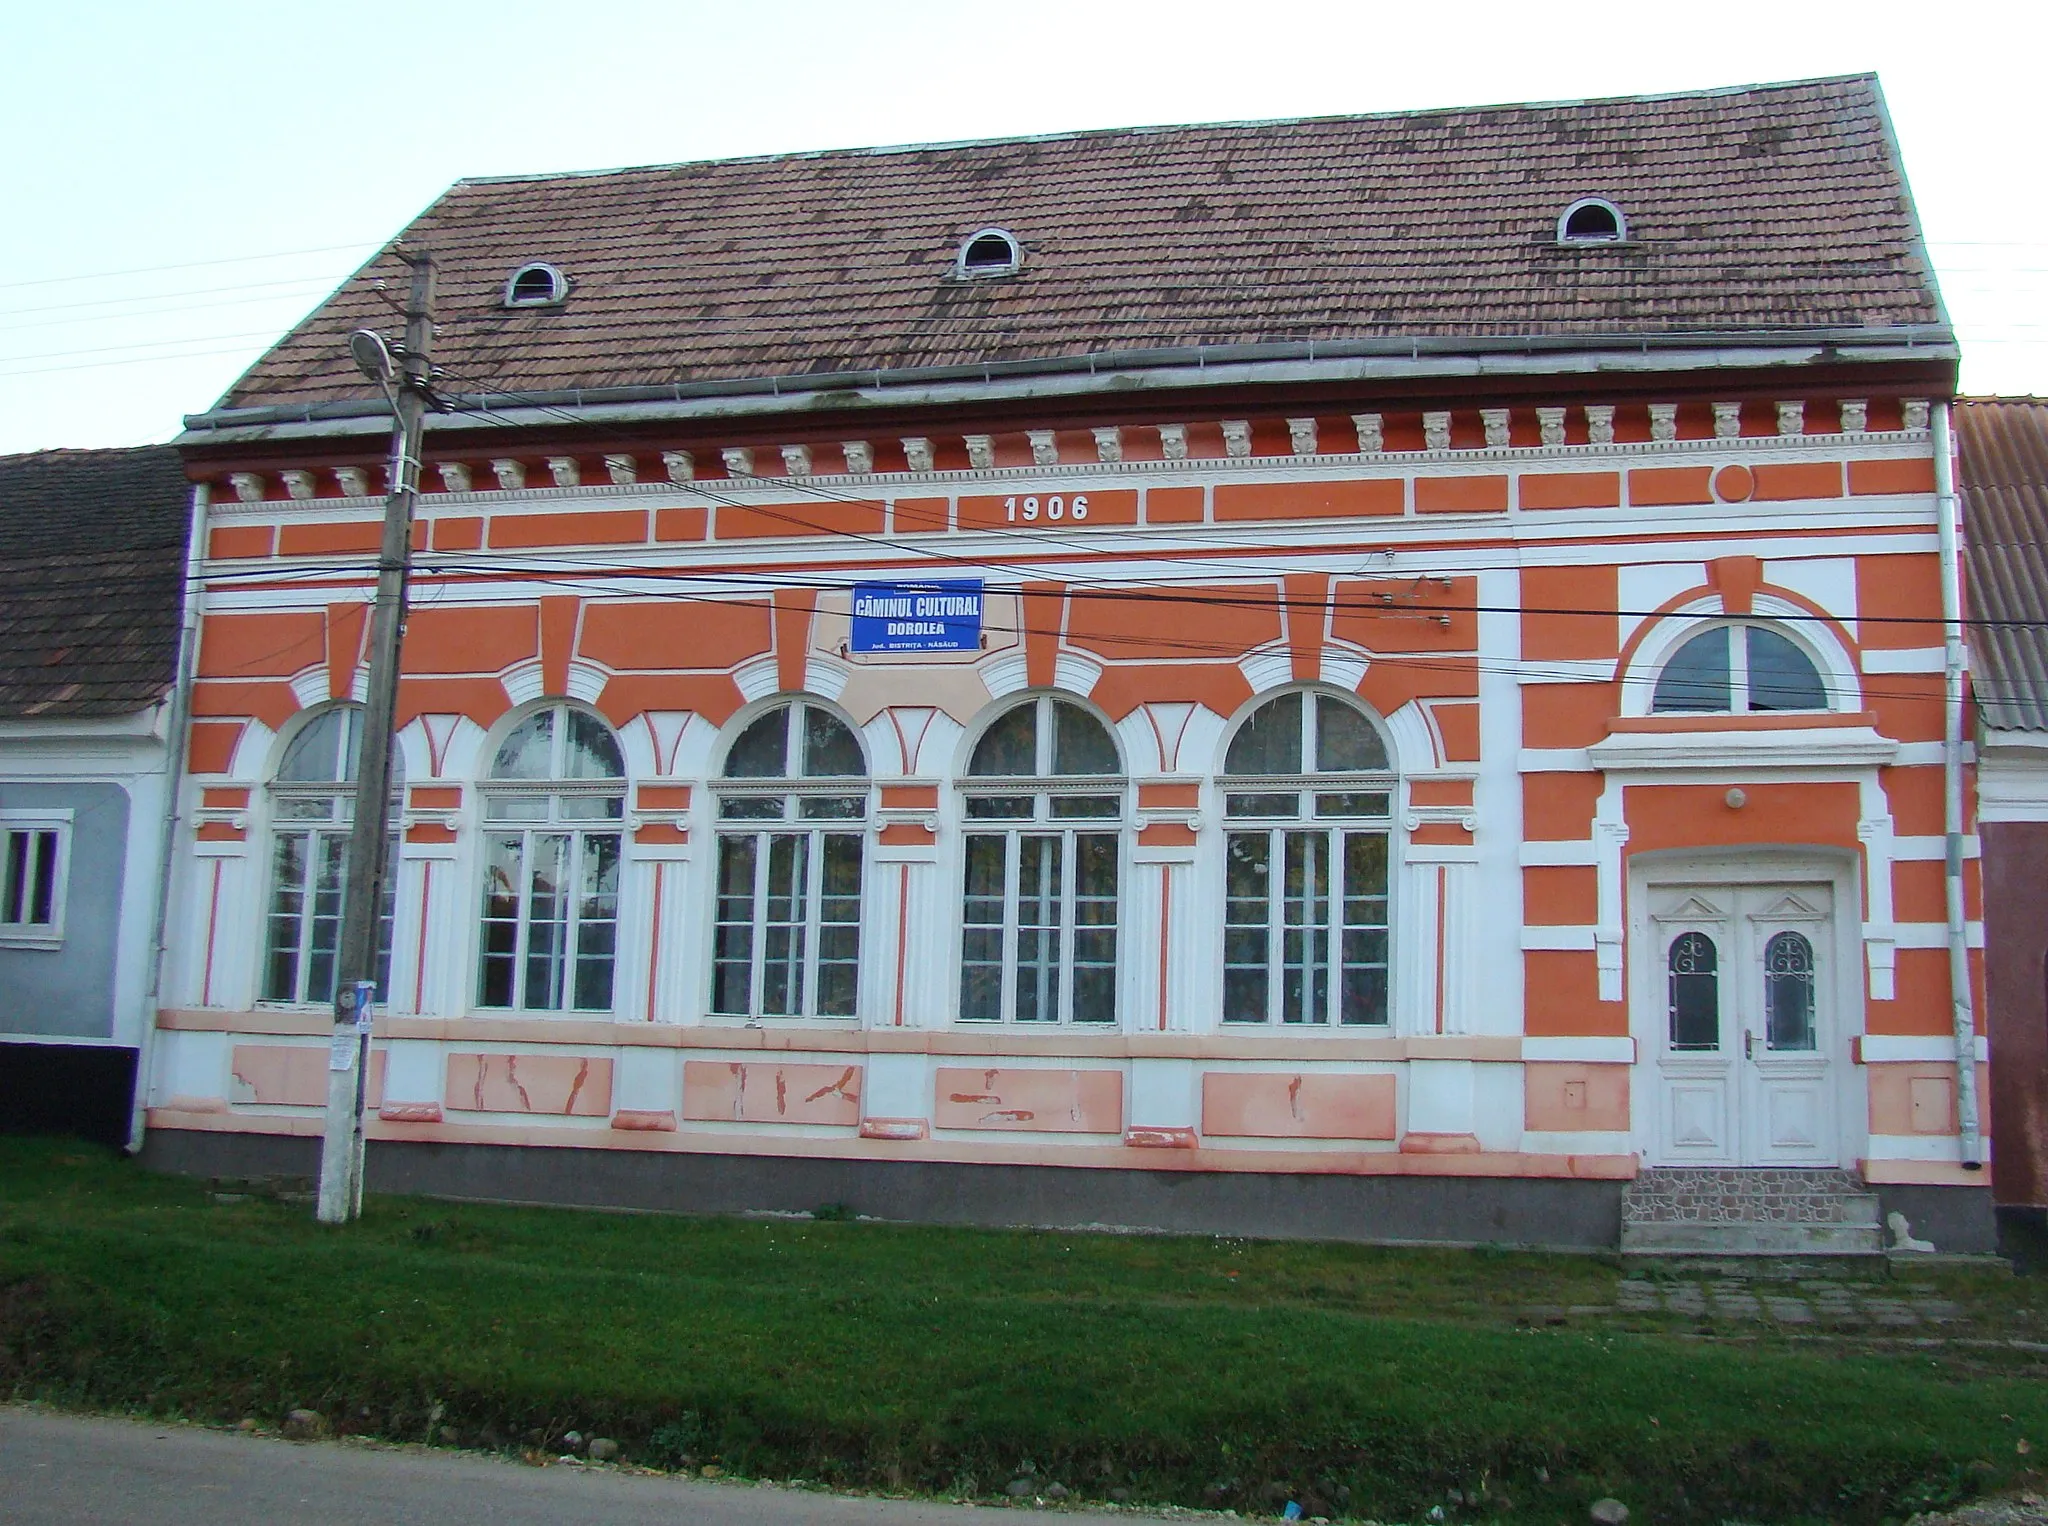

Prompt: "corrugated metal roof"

[1958,399,2048,734]
[211,74,1946,415]
[0,447,193,719]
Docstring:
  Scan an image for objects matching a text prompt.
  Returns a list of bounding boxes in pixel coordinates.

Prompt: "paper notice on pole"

[329,1032,359,1072]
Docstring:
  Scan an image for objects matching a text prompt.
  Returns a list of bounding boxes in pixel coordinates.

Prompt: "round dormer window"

[1557,198,1627,244]
[955,229,1022,279]
[503,262,570,308]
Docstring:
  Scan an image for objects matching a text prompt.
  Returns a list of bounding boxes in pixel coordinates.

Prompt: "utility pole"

[316,250,433,1224]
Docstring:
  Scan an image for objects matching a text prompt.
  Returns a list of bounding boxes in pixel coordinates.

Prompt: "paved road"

[0,1408,1133,1526]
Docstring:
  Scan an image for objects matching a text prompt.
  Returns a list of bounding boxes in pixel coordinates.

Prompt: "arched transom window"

[712,701,868,1019]
[1652,622,1830,714]
[1221,689,1393,1027]
[960,696,1124,1025]
[263,704,399,1005]
[478,704,625,1013]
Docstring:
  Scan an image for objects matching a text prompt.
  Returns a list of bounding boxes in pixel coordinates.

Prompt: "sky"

[2,0,2044,456]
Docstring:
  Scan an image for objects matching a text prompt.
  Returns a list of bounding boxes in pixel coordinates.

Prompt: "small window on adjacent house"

[503,262,569,308]
[0,813,70,946]
[1652,623,1830,714]
[1558,198,1626,244]
[956,229,1022,279]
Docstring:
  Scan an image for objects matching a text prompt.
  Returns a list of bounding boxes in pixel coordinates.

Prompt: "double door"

[1643,881,1838,1166]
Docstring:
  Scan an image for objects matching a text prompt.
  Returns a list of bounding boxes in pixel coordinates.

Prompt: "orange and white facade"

[146,389,1989,1236]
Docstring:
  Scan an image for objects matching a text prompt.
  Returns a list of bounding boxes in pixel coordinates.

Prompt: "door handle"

[1744,1030,1755,1060]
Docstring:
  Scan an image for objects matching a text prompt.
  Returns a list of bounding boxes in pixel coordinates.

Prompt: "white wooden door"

[1646,882,1837,1166]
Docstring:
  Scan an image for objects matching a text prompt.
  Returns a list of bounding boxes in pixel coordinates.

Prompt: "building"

[144,74,1993,1250]
[0,447,198,1147]
[1958,398,2048,1257]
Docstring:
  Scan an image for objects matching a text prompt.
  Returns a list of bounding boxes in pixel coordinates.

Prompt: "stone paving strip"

[1538,1280,1970,1327]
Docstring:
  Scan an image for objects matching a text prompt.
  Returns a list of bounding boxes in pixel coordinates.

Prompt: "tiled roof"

[1959,400,2048,735]
[212,74,1944,415]
[0,447,193,719]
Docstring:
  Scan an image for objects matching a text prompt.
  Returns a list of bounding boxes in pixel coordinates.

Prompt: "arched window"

[262,705,400,1005]
[1220,689,1393,1026]
[1667,931,1720,1051]
[712,701,868,1019]
[478,704,625,1012]
[1557,198,1626,243]
[960,696,1123,1024]
[1763,931,1817,1051]
[1651,623,1830,714]
[955,228,1022,278]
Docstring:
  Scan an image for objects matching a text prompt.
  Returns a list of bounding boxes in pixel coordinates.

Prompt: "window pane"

[305,833,347,1006]
[1340,832,1390,1025]
[1652,629,1732,712]
[802,706,866,778]
[1072,832,1118,1024]
[492,709,555,779]
[960,834,1008,1020]
[1051,794,1119,819]
[1315,696,1388,772]
[816,834,863,1017]
[522,834,572,1010]
[558,794,623,821]
[484,793,550,822]
[1667,932,1719,1050]
[724,706,789,778]
[263,832,309,1001]
[1223,832,1271,1022]
[761,833,810,1015]
[969,703,1036,776]
[720,797,784,821]
[274,796,336,821]
[1764,931,1817,1050]
[1226,691,1303,775]
[572,833,620,1011]
[28,830,57,926]
[1227,792,1299,818]
[1052,701,1120,775]
[278,708,351,784]
[1747,628,1828,712]
[1315,791,1389,819]
[2,832,22,923]
[712,835,758,1015]
[564,710,625,779]
[477,834,524,1008]
[1279,831,1330,1024]
[965,795,1034,819]
[1015,835,1063,1022]
[798,795,864,820]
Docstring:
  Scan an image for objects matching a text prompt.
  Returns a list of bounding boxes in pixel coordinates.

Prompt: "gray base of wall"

[136,1130,2002,1256]
[140,1131,1627,1249]
[1874,1183,2000,1256]
[1996,1206,2048,1270]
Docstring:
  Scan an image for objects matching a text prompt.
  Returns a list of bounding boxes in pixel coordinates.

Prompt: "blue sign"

[850,580,984,653]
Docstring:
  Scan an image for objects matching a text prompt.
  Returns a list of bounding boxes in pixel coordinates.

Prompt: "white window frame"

[0,809,72,949]
[1647,618,1838,716]
[1556,197,1628,244]
[954,227,1022,279]
[260,706,400,1007]
[956,695,1126,1027]
[709,700,870,1021]
[502,261,569,308]
[476,704,627,1015]
[1216,688,1397,1029]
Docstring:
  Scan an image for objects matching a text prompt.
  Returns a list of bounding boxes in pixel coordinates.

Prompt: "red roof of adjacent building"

[203,73,1946,423]
[0,447,193,719]
[1959,399,2048,736]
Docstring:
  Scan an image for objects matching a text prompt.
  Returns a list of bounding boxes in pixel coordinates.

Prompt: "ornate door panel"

[1642,881,1838,1167]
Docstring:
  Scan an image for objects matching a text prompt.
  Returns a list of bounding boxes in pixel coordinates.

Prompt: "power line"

[0,241,382,293]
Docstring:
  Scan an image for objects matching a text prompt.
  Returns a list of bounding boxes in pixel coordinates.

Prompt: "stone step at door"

[1619,1167,1883,1258]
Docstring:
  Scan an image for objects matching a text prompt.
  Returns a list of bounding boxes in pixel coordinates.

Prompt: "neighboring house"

[146,74,1994,1250]
[1957,398,2048,1256]
[0,447,197,1147]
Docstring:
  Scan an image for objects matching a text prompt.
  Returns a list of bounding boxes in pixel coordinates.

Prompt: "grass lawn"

[2,1137,2044,1524]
